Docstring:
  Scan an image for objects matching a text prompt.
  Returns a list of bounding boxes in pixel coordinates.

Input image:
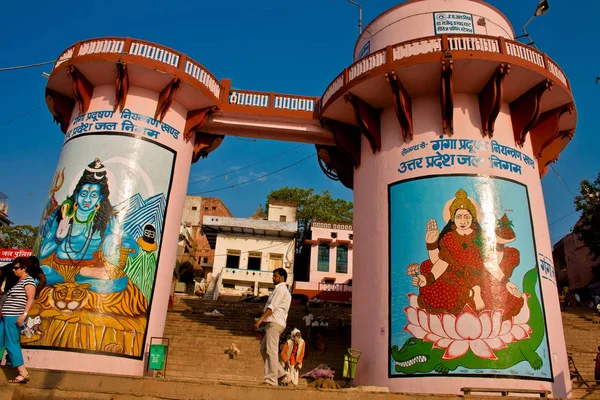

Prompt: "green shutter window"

[317,244,329,272]
[336,245,348,274]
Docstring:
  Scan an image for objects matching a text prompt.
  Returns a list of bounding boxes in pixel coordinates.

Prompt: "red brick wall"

[554,232,599,290]
[196,198,232,266]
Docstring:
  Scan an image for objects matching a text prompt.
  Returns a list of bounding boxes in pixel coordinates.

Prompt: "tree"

[265,186,353,252]
[0,225,39,249]
[574,172,600,260]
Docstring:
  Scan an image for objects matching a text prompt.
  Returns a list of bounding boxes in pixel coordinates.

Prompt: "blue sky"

[0,0,597,246]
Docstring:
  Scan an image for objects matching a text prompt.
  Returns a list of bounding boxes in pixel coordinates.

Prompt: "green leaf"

[264,186,353,253]
[0,224,39,249]
[573,172,600,261]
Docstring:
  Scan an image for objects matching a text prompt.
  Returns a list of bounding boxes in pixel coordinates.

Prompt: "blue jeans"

[0,316,24,368]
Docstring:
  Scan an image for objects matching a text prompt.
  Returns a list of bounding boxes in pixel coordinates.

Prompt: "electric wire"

[550,165,576,197]
[189,143,308,185]
[0,104,45,128]
[0,60,56,71]
[548,210,578,226]
[190,152,316,195]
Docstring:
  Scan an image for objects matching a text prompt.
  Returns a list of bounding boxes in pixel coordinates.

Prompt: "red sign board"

[0,249,33,266]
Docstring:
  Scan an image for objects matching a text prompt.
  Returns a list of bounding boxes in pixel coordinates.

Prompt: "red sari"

[417,229,523,320]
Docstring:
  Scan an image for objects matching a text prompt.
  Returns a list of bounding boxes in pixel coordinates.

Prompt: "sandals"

[8,375,29,384]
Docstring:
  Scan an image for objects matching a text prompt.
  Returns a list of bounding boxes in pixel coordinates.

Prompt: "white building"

[202,202,297,298]
[294,221,353,302]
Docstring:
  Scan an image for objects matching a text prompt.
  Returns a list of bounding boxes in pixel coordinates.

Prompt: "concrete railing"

[221,268,294,284]
[318,282,352,292]
[52,37,223,101]
[227,89,317,114]
[321,34,571,111]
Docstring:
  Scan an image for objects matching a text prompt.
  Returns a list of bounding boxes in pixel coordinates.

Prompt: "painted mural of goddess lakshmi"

[29,158,149,356]
[390,181,549,378]
[407,189,524,320]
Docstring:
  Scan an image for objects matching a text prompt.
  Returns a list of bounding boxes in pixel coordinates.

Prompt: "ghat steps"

[0,298,597,398]
[165,296,351,383]
[561,306,600,399]
[0,368,565,400]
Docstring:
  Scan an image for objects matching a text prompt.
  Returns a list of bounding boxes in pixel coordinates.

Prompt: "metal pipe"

[346,0,363,34]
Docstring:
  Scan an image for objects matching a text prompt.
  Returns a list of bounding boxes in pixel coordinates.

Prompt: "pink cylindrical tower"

[31,39,224,375]
[319,0,576,397]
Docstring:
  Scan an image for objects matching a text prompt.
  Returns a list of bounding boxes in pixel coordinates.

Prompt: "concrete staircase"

[0,368,551,400]
[0,298,598,399]
[561,306,600,399]
[203,275,219,300]
[165,296,352,384]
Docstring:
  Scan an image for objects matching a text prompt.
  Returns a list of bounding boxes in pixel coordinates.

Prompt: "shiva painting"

[388,175,552,380]
[28,133,174,358]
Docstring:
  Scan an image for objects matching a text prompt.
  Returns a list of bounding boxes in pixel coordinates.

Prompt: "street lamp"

[516,0,550,49]
[346,0,363,35]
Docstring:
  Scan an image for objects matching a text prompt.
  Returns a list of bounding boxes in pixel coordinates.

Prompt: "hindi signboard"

[0,249,32,267]
[433,12,475,34]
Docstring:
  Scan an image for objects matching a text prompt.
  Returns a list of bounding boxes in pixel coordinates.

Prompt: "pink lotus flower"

[403,293,531,360]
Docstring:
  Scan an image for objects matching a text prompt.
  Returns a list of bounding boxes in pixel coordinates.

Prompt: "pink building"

[294,222,353,302]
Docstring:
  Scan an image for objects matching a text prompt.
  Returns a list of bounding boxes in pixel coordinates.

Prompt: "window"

[331,232,338,239]
[336,245,348,274]
[203,257,209,263]
[248,251,262,271]
[192,206,198,211]
[269,253,283,270]
[226,249,241,269]
[204,207,209,210]
[349,234,353,240]
[317,244,329,272]
[212,206,216,210]
[279,215,287,222]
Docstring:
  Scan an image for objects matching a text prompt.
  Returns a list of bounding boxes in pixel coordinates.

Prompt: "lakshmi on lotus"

[406,189,524,320]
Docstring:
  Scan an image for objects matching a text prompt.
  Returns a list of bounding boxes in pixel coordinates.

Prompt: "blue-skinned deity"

[29,158,148,357]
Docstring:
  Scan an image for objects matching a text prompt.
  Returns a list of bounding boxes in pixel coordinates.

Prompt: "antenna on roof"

[346,0,363,34]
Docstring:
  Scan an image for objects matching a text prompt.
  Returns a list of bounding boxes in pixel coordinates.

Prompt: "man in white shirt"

[302,309,314,339]
[254,268,292,386]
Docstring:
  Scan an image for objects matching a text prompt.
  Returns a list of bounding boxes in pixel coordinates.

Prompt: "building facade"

[203,203,296,298]
[176,196,232,273]
[553,231,600,293]
[294,222,353,301]
[0,192,11,227]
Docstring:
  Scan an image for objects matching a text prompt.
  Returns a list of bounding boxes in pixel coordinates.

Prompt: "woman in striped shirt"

[1,257,36,383]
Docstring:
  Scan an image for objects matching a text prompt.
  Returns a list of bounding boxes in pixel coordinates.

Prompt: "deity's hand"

[506,282,522,297]
[56,217,71,240]
[425,219,440,244]
[406,263,420,276]
[412,274,427,287]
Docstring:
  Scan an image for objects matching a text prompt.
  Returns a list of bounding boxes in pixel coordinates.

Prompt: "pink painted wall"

[354,0,514,61]
[308,226,353,284]
[26,85,193,376]
[351,92,571,396]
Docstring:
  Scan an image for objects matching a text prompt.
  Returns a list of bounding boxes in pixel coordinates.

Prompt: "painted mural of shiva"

[29,158,149,356]
[406,189,524,321]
